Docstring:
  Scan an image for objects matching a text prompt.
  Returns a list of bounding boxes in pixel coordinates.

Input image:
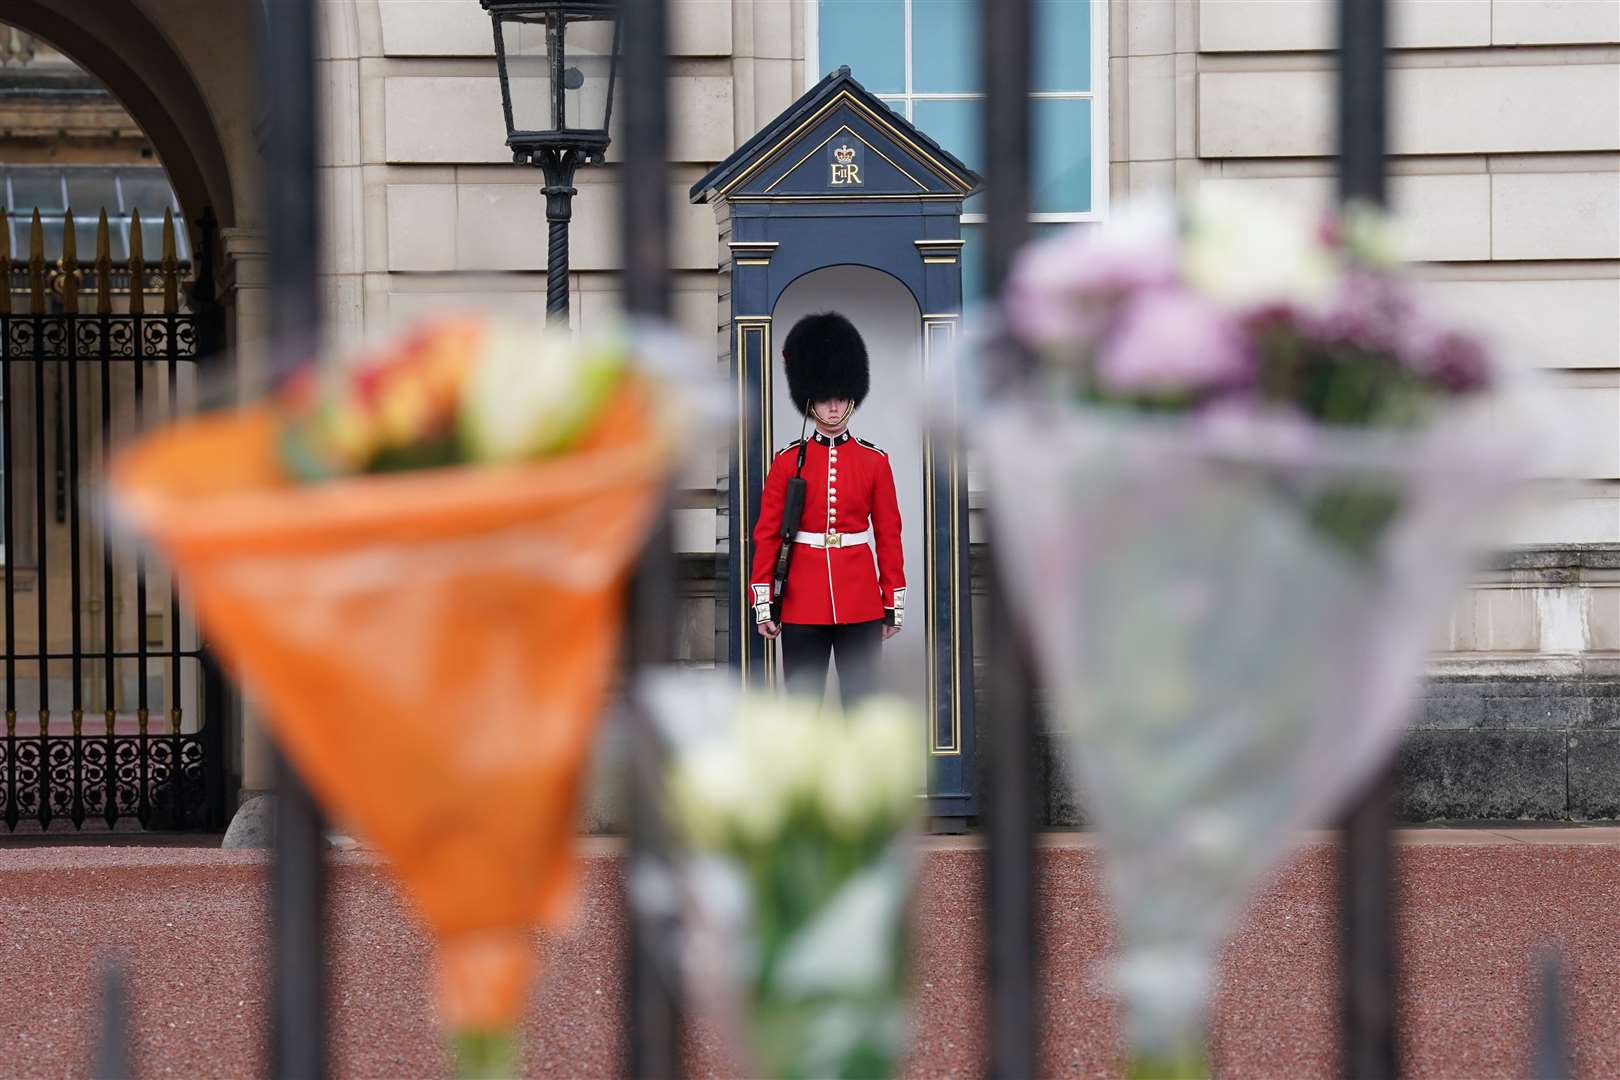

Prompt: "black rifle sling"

[769,439,810,623]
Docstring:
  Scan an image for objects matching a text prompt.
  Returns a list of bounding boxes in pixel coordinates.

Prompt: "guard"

[750,311,905,706]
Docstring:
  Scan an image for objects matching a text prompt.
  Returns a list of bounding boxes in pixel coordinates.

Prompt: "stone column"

[215,226,278,801]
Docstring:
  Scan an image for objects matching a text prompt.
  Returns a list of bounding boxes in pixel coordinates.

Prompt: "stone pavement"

[0,828,1616,1078]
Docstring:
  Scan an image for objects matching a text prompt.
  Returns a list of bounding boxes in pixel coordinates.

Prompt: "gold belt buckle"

[825,529,842,548]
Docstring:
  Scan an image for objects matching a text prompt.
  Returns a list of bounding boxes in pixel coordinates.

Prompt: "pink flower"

[1006,202,1181,349]
[1095,290,1252,397]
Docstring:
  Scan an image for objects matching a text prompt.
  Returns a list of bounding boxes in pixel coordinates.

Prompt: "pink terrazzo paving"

[1,834,1616,1078]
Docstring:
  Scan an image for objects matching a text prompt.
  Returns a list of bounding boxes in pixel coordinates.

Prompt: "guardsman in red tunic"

[750,312,905,706]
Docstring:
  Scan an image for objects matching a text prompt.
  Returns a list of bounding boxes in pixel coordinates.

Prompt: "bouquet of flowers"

[642,673,925,1080]
[112,316,700,1077]
[972,189,1530,1076]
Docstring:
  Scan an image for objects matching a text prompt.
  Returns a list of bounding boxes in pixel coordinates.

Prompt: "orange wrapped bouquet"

[111,317,679,1076]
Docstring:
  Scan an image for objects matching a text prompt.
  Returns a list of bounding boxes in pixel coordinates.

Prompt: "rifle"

[769,440,810,624]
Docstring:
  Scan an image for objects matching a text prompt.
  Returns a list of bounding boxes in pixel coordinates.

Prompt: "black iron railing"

[83,0,1573,1077]
[0,207,227,833]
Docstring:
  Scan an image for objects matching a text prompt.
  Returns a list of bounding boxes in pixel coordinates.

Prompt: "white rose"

[817,734,877,835]
[1181,186,1338,310]
[670,739,751,850]
[459,322,627,463]
[740,696,823,804]
[848,698,926,825]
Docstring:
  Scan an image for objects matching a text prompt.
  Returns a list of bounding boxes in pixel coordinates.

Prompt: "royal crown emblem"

[833,143,856,164]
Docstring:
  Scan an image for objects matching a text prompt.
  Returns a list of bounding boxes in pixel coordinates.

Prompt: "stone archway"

[1,0,272,812]
[3,0,267,353]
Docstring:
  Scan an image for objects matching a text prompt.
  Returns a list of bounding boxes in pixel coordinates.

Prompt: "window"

[2,166,188,264]
[812,0,1108,297]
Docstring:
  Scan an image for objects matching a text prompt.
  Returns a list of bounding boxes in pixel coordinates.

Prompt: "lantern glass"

[484,4,619,161]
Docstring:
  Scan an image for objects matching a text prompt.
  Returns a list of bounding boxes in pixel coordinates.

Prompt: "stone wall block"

[1493,0,1620,45]
[1417,684,1486,730]
[1395,730,1567,820]
[1577,683,1620,729]
[1567,732,1620,818]
[1491,170,1620,261]
[1127,54,1176,161]
[1200,0,1493,51]
[1199,65,1620,158]
[1128,0,1176,56]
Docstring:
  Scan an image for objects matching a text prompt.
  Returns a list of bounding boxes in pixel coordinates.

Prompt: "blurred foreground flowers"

[978,189,1531,1077]
[645,674,924,1079]
[112,316,701,1078]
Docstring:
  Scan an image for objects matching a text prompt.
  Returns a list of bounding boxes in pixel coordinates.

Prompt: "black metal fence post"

[1336,1,1398,1077]
[91,956,132,1080]
[619,1,684,1077]
[264,0,329,1076]
[981,0,1042,1077]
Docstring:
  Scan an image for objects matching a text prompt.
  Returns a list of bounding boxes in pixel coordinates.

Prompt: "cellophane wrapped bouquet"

[112,315,705,1077]
[642,672,925,1079]
[976,189,1532,1076]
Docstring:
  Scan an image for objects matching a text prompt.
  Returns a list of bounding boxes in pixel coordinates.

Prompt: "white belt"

[794,528,872,549]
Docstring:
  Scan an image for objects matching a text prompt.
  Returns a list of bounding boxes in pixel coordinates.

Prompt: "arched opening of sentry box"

[769,264,926,711]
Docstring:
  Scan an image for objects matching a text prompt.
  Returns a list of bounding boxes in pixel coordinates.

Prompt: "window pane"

[138,216,168,259]
[1035,0,1091,91]
[65,170,121,214]
[39,216,66,262]
[71,217,101,260]
[913,97,984,212]
[913,0,977,93]
[118,170,174,218]
[10,171,66,215]
[109,222,130,263]
[820,0,904,94]
[1033,98,1092,213]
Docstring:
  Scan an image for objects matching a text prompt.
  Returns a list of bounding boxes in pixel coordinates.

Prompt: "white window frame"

[803,0,1110,224]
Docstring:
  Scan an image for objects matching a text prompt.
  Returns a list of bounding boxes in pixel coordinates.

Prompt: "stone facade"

[3,0,1615,818]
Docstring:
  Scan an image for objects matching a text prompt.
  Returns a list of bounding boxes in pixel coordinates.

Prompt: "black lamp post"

[480,0,620,324]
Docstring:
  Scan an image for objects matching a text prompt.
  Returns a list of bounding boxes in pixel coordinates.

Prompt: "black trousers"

[780,619,884,710]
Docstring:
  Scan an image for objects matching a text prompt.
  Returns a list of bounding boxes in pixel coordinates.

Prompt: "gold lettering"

[831,163,849,185]
[845,163,861,185]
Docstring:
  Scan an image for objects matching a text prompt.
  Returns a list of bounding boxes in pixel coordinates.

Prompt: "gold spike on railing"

[0,208,11,315]
[29,209,45,315]
[161,208,179,315]
[96,209,113,316]
[60,206,78,315]
[128,209,145,316]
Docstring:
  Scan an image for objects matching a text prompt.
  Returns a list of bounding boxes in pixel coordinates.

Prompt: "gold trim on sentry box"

[764,124,929,195]
[922,315,963,755]
[716,89,973,198]
[735,318,772,689]
[728,194,965,203]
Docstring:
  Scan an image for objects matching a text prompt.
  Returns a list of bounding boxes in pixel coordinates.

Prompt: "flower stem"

[451,1027,520,1079]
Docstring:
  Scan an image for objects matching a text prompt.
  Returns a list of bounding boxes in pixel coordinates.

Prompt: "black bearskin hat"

[782,311,869,416]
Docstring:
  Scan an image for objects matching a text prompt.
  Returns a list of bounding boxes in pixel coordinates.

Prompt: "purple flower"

[1402,323,1493,394]
[1303,270,1414,354]
[1095,290,1253,397]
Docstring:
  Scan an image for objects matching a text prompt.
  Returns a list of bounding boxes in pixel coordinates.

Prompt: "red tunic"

[749,429,906,627]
